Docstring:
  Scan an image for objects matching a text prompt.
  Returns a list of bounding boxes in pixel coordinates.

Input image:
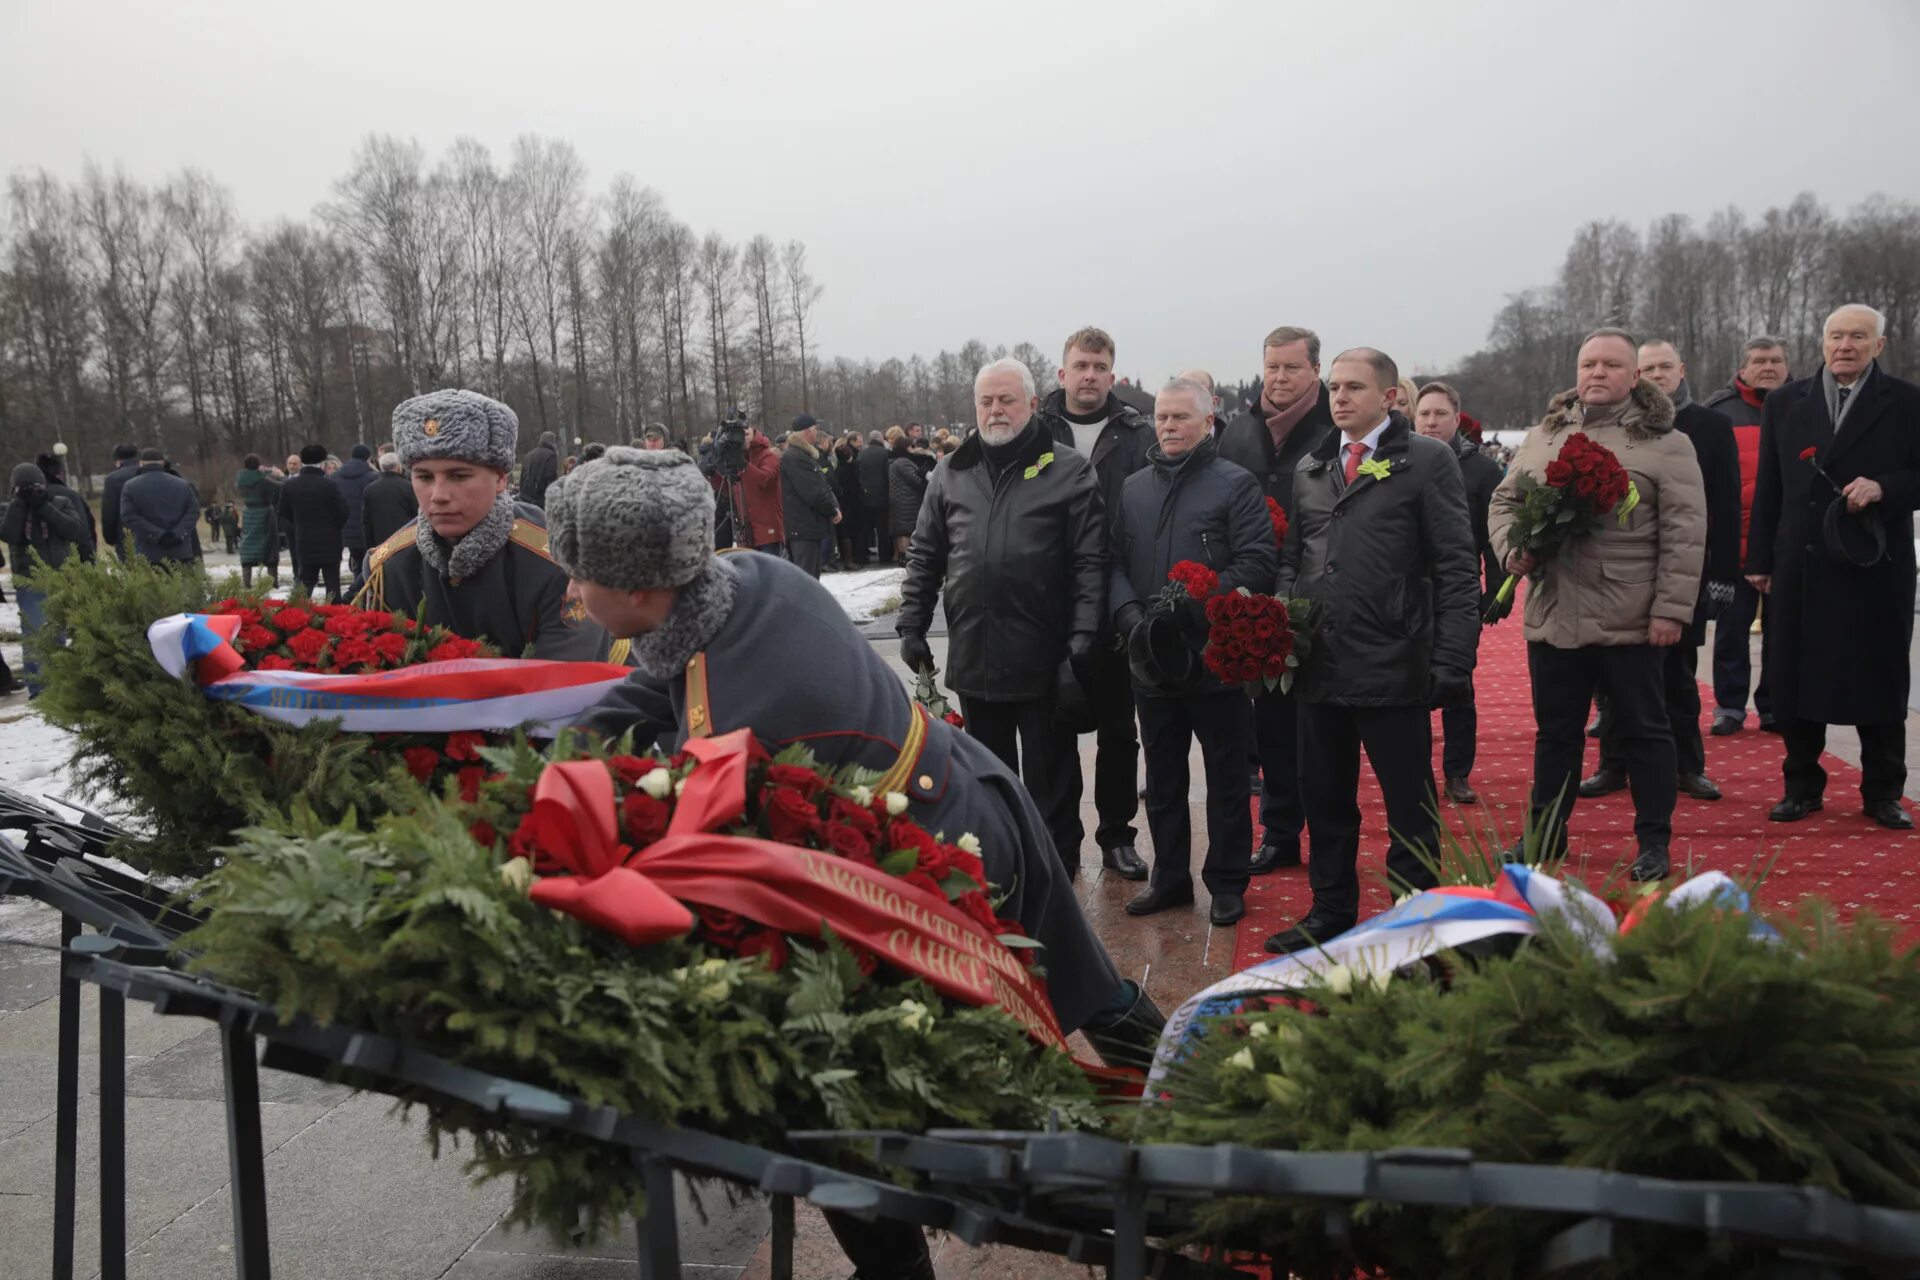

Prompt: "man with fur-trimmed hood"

[352,390,618,662]
[1488,328,1706,883]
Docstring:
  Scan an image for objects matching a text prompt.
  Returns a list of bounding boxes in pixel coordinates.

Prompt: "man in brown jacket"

[1488,327,1706,881]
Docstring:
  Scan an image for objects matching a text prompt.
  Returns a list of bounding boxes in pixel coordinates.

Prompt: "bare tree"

[782,239,822,412]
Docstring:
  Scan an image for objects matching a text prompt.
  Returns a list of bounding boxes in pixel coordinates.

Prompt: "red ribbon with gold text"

[525,730,1069,1050]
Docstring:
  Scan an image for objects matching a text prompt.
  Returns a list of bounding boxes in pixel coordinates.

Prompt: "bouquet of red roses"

[1487,431,1640,619]
[1203,588,1305,695]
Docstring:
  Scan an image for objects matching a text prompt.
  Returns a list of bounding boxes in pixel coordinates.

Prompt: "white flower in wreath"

[849,785,875,807]
[1322,964,1354,996]
[884,791,909,817]
[956,833,982,856]
[1226,1047,1256,1071]
[499,856,535,896]
[896,998,934,1033]
[638,768,673,800]
[1247,1020,1272,1039]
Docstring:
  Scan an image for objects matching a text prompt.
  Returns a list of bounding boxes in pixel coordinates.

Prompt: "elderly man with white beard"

[897,357,1108,876]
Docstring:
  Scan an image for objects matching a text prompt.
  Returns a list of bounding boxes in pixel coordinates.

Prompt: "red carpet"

[1231,604,1920,970]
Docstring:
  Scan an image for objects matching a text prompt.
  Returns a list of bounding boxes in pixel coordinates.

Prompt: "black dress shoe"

[1577,767,1627,798]
[1443,776,1479,804]
[1866,801,1915,830]
[1770,796,1823,822]
[1208,892,1245,926]
[1100,844,1149,880]
[1125,879,1195,916]
[1080,981,1167,1070]
[1758,715,1781,734]
[1676,772,1722,801]
[1709,712,1742,737]
[1248,842,1302,875]
[1629,844,1669,882]
[1263,914,1356,955]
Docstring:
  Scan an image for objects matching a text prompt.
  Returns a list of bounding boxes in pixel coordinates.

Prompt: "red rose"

[916,841,953,881]
[427,637,480,663]
[402,746,441,783]
[1266,496,1289,547]
[823,820,876,863]
[1204,649,1232,679]
[1799,446,1818,460]
[1544,460,1574,487]
[1264,654,1287,678]
[468,819,498,848]
[1230,618,1256,642]
[1205,595,1230,624]
[1252,617,1278,642]
[457,765,486,803]
[621,790,672,845]
[901,870,944,900]
[284,628,330,665]
[886,817,938,864]
[371,631,410,664]
[332,637,379,670]
[763,787,822,843]
[698,906,748,947]
[1238,657,1263,683]
[1573,454,1598,476]
[950,849,985,886]
[237,624,279,653]
[444,731,487,763]
[956,891,1000,934]
[942,710,966,729]
[739,929,790,972]
[765,763,828,796]
[609,754,660,785]
[1574,475,1598,498]
[829,796,880,838]
[256,654,296,671]
[270,606,311,632]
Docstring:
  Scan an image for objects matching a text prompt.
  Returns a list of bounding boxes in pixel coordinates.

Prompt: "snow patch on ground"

[821,567,906,621]
[0,704,87,810]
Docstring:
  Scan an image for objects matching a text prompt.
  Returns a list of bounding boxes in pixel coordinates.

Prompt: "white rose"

[885,792,908,816]
[638,768,672,800]
[956,833,981,856]
[1247,1020,1272,1039]
[1226,1047,1255,1071]
[1322,964,1354,996]
[849,785,874,807]
[498,856,534,896]
[674,777,688,798]
[895,999,933,1033]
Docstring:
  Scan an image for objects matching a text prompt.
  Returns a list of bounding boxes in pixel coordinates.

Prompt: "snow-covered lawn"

[820,566,906,621]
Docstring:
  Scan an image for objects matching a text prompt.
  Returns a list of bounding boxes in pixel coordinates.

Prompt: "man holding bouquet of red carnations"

[1489,328,1706,881]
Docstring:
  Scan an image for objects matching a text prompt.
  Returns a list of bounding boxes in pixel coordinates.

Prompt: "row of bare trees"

[1440,192,1920,428]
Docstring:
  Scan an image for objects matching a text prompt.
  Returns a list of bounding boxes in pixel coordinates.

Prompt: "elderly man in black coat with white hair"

[1746,303,1920,829]
[548,445,1159,1280]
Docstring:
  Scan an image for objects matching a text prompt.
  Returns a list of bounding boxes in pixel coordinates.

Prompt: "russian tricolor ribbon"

[147,612,630,734]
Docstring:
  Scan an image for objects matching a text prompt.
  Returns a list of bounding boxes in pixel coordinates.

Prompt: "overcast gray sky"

[6,0,1918,387]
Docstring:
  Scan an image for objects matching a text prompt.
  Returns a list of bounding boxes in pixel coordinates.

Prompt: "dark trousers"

[1599,640,1705,776]
[1439,673,1477,781]
[297,558,343,603]
[1250,689,1306,852]
[1299,701,1438,922]
[1782,720,1907,805]
[785,536,823,578]
[1087,647,1140,849]
[1711,578,1772,719]
[347,546,366,577]
[960,694,1084,871]
[1136,691,1252,895]
[1527,642,1675,850]
[866,505,892,563]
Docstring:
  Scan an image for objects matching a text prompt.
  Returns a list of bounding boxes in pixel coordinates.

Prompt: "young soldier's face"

[411,460,510,540]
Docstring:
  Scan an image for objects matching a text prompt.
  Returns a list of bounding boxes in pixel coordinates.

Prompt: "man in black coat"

[1266,349,1479,955]
[1035,326,1156,880]
[898,358,1106,875]
[857,430,892,565]
[1109,379,1276,924]
[98,443,140,559]
[331,443,380,576]
[518,431,560,509]
[119,448,203,567]
[1215,325,1337,873]
[1412,382,1504,804]
[35,451,96,561]
[778,416,841,577]
[1746,305,1920,829]
[360,451,419,549]
[1584,341,1743,803]
[279,442,350,601]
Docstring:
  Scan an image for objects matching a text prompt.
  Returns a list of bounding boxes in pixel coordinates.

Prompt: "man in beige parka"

[1488,327,1706,881]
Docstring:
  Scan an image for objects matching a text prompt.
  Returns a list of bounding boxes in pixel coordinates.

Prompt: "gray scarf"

[630,556,741,680]
[1823,363,1873,431]
[417,490,517,583]
[1669,377,1693,411]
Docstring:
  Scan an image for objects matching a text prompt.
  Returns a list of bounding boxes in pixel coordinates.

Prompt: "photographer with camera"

[3,462,92,696]
[120,448,203,567]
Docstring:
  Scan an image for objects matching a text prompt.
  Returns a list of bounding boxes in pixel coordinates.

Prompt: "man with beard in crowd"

[1703,336,1792,735]
[1035,326,1155,880]
[1216,326,1337,874]
[899,357,1106,876]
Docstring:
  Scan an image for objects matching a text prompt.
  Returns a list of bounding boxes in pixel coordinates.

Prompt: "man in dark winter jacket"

[518,431,560,509]
[1703,336,1791,734]
[1109,378,1275,924]
[1412,382,1504,804]
[778,416,841,577]
[360,451,419,549]
[331,443,380,576]
[1265,350,1479,955]
[36,451,96,561]
[1583,341,1742,803]
[2,462,92,695]
[898,357,1106,876]
[1035,326,1155,880]
[856,430,892,564]
[98,443,140,558]
[120,449,202,567]
[1215,326,1337,874]
[279,442,350,601]
[353,390,618,662]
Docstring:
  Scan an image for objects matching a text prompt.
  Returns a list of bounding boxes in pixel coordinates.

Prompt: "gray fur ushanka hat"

[392,389,519,471]
[545,446,714,591]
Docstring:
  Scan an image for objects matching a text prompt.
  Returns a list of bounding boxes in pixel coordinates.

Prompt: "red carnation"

[444,731,487,763]
[323,612,374,638]
[308,604,349,619]
[621,791,672,845]
[765,763,829,796]
[739,929,790,973]
[763,787,822,843]
[370,631,410,664]
[271,606,311,633]
[237,624,279,654]
[256,654,296,671]
[1167,559,1219,600]
[457,765,486,803]
[402,746,441,783]
[209,597,243,614]
[942,710,966,729]
[468,820,498,848]
[1799,446,1818,460]
[284,628,330,665]
[332,637,379,670]
[427,637,481,663]
[1266,496,1289,547]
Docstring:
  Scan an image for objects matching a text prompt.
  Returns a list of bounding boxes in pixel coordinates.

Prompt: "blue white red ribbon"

[147,613,630,735]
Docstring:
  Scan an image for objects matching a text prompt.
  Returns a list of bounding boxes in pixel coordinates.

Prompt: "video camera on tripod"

[714,406,750,478]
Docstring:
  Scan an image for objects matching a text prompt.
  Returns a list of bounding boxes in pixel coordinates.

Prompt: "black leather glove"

[898,632,934,675]
[1427,668,1472,709]
[1481,590,1514,626]
[1114,602,1146,637]
[1705,580,1736,619]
